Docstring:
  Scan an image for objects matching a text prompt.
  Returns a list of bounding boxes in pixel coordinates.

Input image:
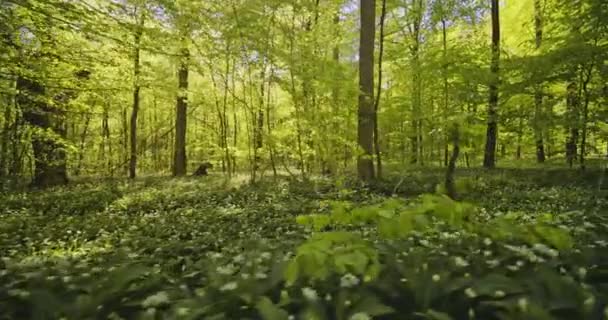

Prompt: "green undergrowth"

[0,170,607,320]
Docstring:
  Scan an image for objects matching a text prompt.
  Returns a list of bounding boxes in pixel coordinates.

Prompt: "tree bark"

[566,81,579,168]
[357,0,376,182]
[129,11,144,179]
[533,0,545,163]
[445,124,460,200]
[374,0,387,179]
[173,45,189,176]
[483,0,500,169]
[442,18,449,168]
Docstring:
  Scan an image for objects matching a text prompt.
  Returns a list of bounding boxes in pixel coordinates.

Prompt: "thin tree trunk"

[357,0,376,182]
[410,1,423,165]
[173,44,189,176]
[442,18,449,168]
[373,0,387,179]
[483,0,500,169]
[566,81,579,168]
[75,112,91,176]
[533,0,545,163]
[0,93,11,178]
[445,124,460,200]
[129,11,144,179]
[580,68,592,171]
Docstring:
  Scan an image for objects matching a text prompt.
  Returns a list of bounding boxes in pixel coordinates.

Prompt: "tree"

[533,0,545,163]
[357,0,376,181]
[129,8,145,179]
[483,0,500,169]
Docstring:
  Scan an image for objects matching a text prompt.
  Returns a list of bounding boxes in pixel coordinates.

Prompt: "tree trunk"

[129,11,144,179]
[75,112,91,176]
[579,68,592,171]
[445,124,460,200]
[357,0,376,182]
[533,0,545,163]
[17,77,68,188]
[374,0,387,179]
[0,93,11,178]
[442,18,449,168]
[410,0,423,165]
[566,82,579,168]
[173,45,189,176]
[483,0,500,169]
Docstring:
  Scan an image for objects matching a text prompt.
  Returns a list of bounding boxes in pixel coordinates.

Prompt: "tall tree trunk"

[374,0,387,179]
[483,0,500,168]
[410,0,423,165]
[129,11,144,179]
[579,68,592,171]
[566,81,579,168]
[0,93,11,178]
[533,0,545,163]
[357,0,376,182]
[442,18,449,168]
[173,44,189,176]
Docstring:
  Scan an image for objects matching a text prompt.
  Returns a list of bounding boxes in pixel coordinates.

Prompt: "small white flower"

[454,256,469,267]
[340,273,360,288]
[579,267,587,279]
[350,312,371,320]
[302,287,318,301]
[518,298,528,311]
[142,291,169,308]
[432,274,441,282]
[494,290,506,298]
[483,238,492,246]
[220,281,238,291]
[487,259,500,268]
[216,264,236,275]
[465,288,477,298]
[176,307,190,316]
[584,296,595,307]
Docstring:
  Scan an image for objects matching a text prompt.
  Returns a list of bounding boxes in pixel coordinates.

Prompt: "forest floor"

[1,167,608,319]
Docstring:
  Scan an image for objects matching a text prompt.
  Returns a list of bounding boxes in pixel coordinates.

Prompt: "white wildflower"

[340,273,360,288]
[142,291,169,308]
[518,298,528,312]
[465,288,477,298]
[301,287,318,301]
[349,312,371,320]
[219,281,238,291]
[432,274,441,282]
[454,256,469,267]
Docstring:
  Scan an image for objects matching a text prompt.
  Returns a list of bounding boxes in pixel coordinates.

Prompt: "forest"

[0,0,607,319]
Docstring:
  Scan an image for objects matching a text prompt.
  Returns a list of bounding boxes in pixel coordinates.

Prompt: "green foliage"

[285,232,380,286]
[0,172,607,319]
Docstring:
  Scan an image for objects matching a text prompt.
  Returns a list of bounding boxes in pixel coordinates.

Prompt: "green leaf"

[350,295,395,317]
[256,296,289,320]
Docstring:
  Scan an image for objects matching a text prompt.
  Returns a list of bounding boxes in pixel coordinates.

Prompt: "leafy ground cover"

[1,169,607,320]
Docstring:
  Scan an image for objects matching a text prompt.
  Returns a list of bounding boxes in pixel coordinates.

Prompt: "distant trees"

[0,0,606,187]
